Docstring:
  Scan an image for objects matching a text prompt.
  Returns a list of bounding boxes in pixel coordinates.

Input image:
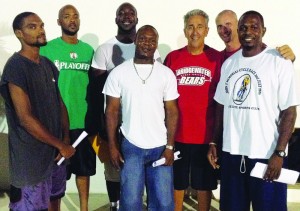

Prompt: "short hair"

[136,25,158,38]
[216,10,238,23]
[58,5,79,19]
[116,2,137,16]
[12,12,36,31]
[239,10,264,27]
[183,9,209,29]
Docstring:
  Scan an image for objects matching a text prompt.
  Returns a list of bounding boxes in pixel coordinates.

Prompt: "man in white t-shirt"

[88,4,160,209]
[103,25,179,210]
[208,10,299,211]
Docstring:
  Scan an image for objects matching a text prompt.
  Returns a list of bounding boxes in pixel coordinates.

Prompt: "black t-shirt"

[0,53,62,187]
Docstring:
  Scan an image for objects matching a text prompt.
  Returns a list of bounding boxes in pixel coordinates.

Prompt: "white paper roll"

[57,131,88,165]
[152,151,181,167]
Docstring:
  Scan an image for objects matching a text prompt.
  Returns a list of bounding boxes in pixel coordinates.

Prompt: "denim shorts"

[119,138,174,211]
[9,164,66,211]
[220,151,287,211]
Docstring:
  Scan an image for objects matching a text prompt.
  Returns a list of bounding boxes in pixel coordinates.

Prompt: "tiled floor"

[1,190,300,211]
[0,191,216,211]
[64,193,300,211]
[1,183,300,210]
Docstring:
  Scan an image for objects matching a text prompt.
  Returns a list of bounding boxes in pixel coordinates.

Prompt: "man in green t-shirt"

[40,5,95,211]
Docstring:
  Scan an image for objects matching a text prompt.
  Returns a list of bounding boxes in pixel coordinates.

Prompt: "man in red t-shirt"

[164,9,222,211]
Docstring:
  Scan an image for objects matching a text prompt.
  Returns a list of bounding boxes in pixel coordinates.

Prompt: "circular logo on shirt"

[232,74,251,105]
[70,52,78,59]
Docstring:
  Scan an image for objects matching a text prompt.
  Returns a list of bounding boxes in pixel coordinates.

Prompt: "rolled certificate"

[57,131,88,165]
[152,151,181,167]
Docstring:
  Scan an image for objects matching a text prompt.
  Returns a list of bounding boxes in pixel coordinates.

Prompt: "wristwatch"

[165,144,174,151]
[274,150,286,158]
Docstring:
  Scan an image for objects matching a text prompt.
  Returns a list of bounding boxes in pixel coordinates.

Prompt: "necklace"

[133,62,154,84]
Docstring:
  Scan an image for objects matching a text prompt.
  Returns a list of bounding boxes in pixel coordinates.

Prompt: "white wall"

[1,0,300,193]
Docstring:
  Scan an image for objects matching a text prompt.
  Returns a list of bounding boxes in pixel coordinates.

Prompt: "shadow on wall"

[80,33,99,50]
[0,22,13,191]
[0,133,9,190]
[158,43,171,62]
[158,34,186,62]
[0,23,14,71]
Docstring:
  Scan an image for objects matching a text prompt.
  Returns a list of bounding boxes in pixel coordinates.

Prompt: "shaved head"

[58,4,79,19]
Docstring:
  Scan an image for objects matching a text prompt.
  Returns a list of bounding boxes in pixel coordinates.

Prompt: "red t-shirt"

[164,45,222,144]
[220,47,240,61]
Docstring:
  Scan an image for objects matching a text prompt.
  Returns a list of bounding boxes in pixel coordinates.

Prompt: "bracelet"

[209,142,217,146]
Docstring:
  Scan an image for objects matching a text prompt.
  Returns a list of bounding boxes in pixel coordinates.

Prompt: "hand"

[54,153,62,161]
[109,146,124,170]
[263,154,283,181]
[276,45,296,62]
[207,144,219,169]
[58,142,75,160]
[162,148,174,166]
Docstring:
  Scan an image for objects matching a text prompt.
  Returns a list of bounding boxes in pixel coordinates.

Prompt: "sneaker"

[110,206,118,211]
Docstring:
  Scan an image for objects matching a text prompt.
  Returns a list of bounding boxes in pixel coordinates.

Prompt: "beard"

[62,27,78,36]
[35,41,47,47]
[31,34,47,47]
[32,39,47,47]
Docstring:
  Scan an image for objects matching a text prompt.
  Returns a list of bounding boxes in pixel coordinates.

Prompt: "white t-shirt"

[103,59,179,149]
[214,47,299,159]
[91,37,161,73]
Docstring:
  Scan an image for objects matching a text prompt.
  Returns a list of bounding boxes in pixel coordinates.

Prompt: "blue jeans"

[119,138,174,211]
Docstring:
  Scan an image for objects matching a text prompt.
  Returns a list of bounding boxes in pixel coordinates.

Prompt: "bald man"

[40,5,95,211]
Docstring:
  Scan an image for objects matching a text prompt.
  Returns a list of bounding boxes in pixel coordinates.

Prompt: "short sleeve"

[213,63,227,105]
[277,59,299,110]
[0,56,28,98]
[102,69,121,98]
[163,68,179,101]
[91,45,107,70]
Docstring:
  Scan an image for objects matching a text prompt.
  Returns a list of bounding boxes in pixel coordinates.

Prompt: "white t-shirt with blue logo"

[214,47,299,159]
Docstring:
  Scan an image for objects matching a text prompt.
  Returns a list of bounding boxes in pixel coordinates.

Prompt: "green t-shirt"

[40,37,94,129]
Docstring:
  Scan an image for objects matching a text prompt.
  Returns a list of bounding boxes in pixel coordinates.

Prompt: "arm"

[86,67,108,137]
[91,45,108,77]
[53,95,71,161]
[105,95,123,169]
[207,102,224,169]
[162,99,179,165]
[60,95,70,144]
[276,45,296,62]
[264,106,297,180]
[91,67,107,78]
[8,83,75,159]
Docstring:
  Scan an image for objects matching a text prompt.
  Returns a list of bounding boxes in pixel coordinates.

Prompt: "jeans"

[119,138,174,211]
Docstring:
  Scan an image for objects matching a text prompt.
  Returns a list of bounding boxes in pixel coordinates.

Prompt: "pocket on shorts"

[10,185,22,203]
